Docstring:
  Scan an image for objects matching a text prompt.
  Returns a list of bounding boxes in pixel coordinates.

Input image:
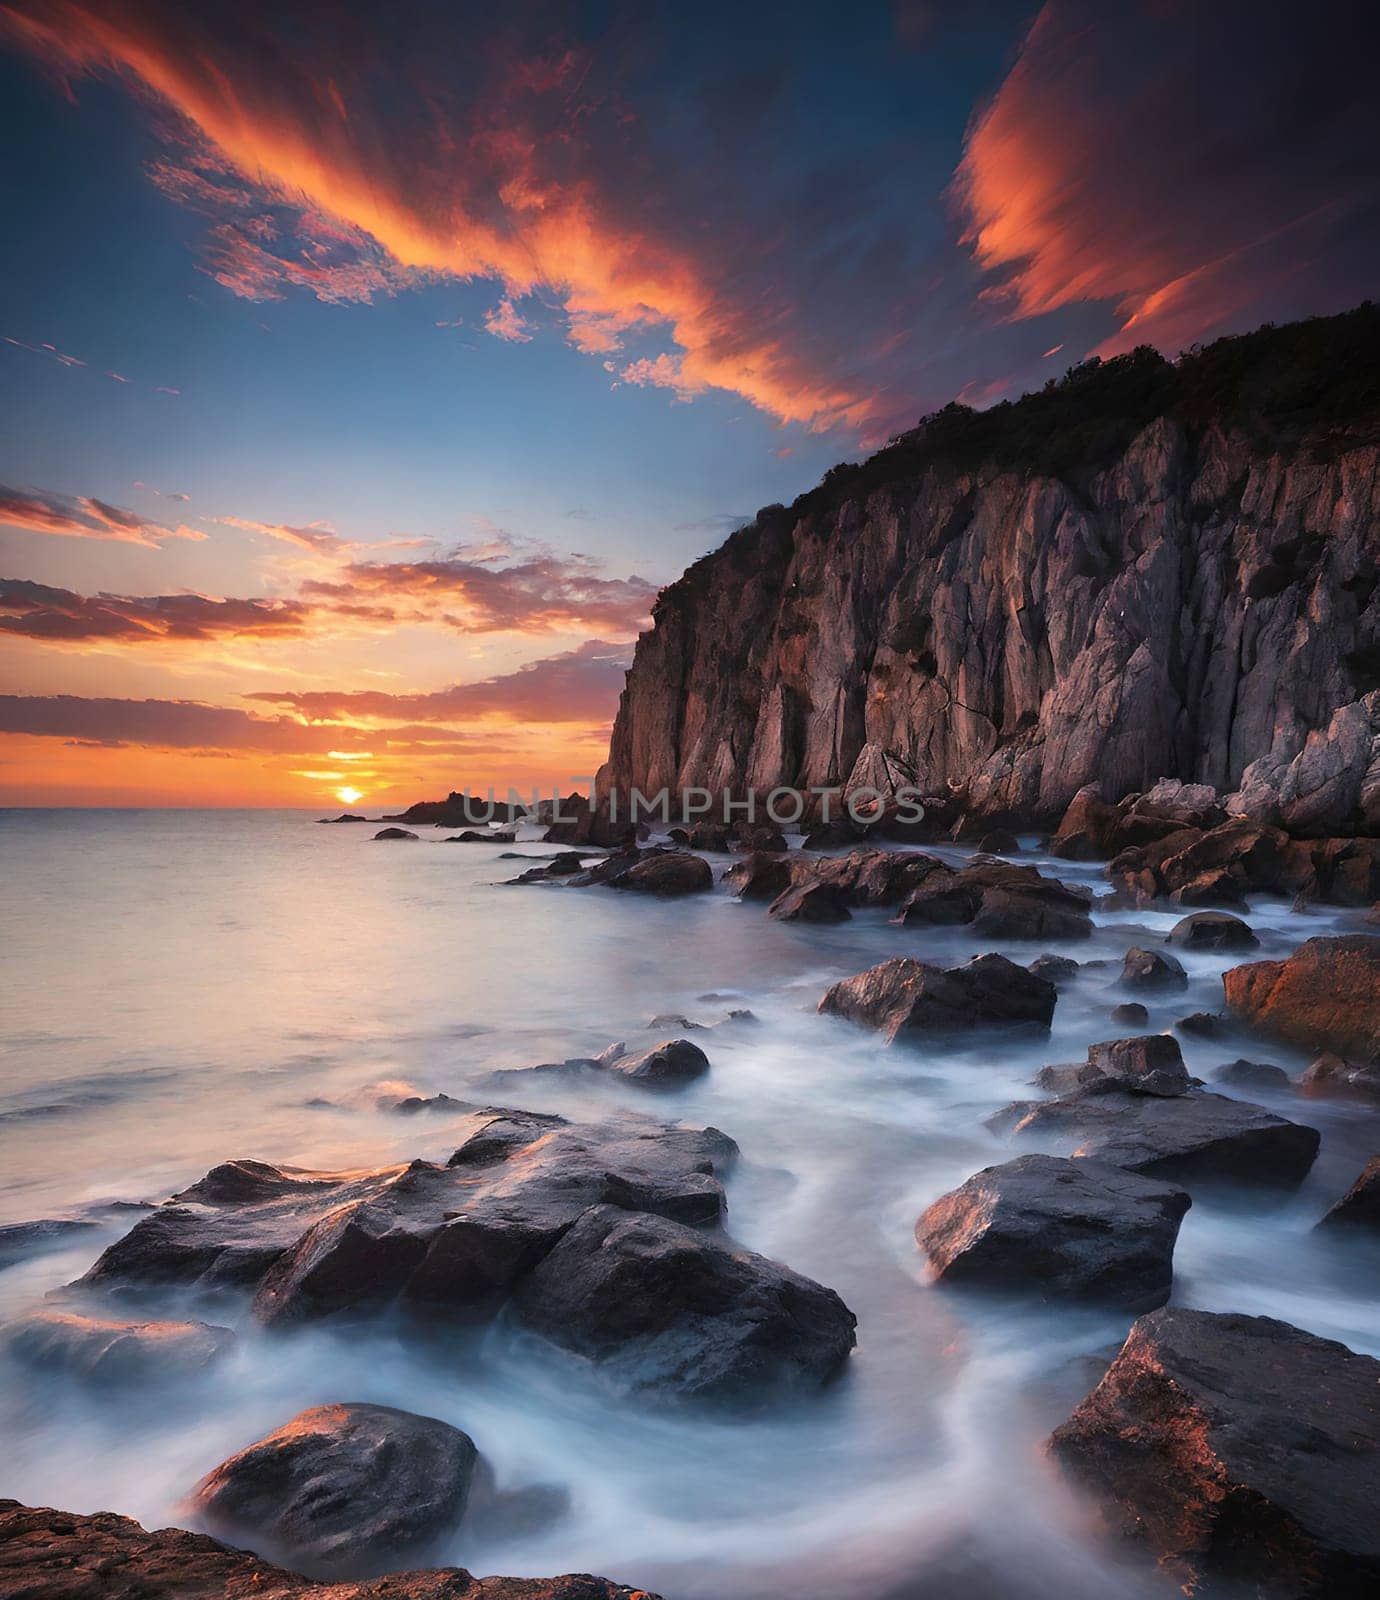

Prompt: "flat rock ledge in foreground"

[0,1499,657,1600]
[1049,1308,1380,1599]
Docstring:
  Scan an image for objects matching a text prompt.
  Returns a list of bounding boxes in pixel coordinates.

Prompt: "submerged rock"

[1317,1156,1380,1233]
[0,1217,99,1271]
[916,1154,1190,1310]
[1109,1002,1148,1027]
[1224,936,1380,1061]
[1120,946,1187,990]
[0,1500,658,1600]
[372,827,418,841]
[189,1403,478,1578]
[1212,1058,1292,1092]
[511,1205,857,1406]
[819,954,1056,1043]
[1029,953,1081,984]
[600,1038,710,1089]
[1166,910,1258,951]
[994,1083,1319,1187]
[1050,1308,1380,1598]
[0,1309,233,1384]
[1300,1052,1380,1102]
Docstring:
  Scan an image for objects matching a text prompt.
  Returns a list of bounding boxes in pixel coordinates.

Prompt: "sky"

[1,0,1376,808]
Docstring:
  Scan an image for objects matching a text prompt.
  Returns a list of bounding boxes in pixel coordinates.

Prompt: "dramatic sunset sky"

[1,0,1375,807]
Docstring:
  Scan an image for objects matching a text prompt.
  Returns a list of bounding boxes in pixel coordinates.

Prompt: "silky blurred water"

[1,808,1377,1598]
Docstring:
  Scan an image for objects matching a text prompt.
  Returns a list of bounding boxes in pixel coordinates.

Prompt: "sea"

[1,807,1377,1599]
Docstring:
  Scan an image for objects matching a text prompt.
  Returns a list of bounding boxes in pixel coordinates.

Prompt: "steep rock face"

[602,422,1380,828]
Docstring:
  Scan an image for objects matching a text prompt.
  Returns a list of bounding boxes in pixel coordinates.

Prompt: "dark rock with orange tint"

[1050,1308,1380,1598]
[767,880,852,922]
[819,954,1056,1043]
[600,1038,710,1088]
[1224,935,1380,1061]
[1317,1156,1380,1233]
[511,1204,856,1406]
[188,1403,477,1578]
[916,1154,1190,1310]
[0,1499,659,1600]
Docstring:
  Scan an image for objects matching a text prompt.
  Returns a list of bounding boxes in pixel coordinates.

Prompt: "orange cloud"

[0,577,314,642]
[953,1,1380,356]
[0,482,206,547]
[0,0,886,434]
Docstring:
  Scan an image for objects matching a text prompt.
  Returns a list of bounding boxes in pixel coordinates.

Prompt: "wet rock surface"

[1050,1308,1380,1598]
[1224,935,1380,1061]
[994,1082,1320,1186]
[1211,1058,1292,1092]
[0,1499,656,1598]
[1317,1156,1380,1233]
[1120,946,1187,990]
[1300,1052,1380,1102]
[819,954,1056,1043]
[1166,910,1258,950]
[511,1205,857,1406]
[916,1155,1190,1310]
[0,1310,234,1384]
[189,1403,478,1578]
[598,1038,710,1089]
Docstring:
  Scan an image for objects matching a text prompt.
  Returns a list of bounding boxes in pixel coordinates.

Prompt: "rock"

[78,1112,737,1325]
[647,1013,702,1031]
[316,813,367,824]
[189,1403,480,1577]
[372,827,418,841]
[384,795,525,827]
[1034,1062,1108,1094]
[1166,868,1249,908]
[0,1310,233,1383]
[1049,1308,1380,1598]
[968,887,1093,941]
[1086,1034,1190,1096]
[667,822,731,851]
[0,1218,100,1270]
[510,1205,856,1407]
[1300,1052,1380,1102]
[1121,946,1188,990]
[892,877,980,925]
[995,1083,1319,1186]
[616,851,713,895]
[1166,910,1258,951]
[599,1038,710,1089]
[1224,935,1380,1061]
[800,817,868,849]
[1175,1010,1228,1037]
[730,824,787,853]
[443,830,516,844]
[0,1499,659,1599]
[723,850,797,900]
[1212,1058,1292,1092]
[975,829,1021,855]
[819,954,1056,1043]
[767,881,852,922]
[1317,1156,1380,1232]
[916,1154,1190,1311]
[1029,953,1081,983]
[1109,1002,1148,1026]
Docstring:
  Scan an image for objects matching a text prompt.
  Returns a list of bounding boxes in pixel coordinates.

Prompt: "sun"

[334,785,364,806]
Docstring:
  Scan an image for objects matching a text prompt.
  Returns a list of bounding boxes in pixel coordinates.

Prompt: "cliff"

[602,307,1380,833]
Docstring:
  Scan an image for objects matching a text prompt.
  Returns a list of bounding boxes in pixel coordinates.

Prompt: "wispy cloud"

[0,483,206,548]
[483,296,533,343]
[0,577,314,642]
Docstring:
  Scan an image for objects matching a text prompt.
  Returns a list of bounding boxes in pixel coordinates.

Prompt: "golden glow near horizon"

[334,785,364,806]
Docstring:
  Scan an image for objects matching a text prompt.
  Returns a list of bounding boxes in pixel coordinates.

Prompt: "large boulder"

[1224,936,1380,1062]
[0,1499,659,1600]
[916,1155,1190,1311]
[614,850,713,895]
[1317,1156,1380,1233]
[968,887,1093,942]
[994,1083,1319,1187]
[78,1111,736,1324]
[1120,947,1188,990]
[511,1205,856,1407]
[188,1403,481,1577]
[818,954,1056,1044]
[0,1310,233,1384]
[723,850,797,900]
[1085,1034,1190,1097]
[1050,1308,1380,1597]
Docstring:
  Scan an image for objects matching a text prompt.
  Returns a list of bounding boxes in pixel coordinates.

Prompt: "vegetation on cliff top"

[686,304,1380,595]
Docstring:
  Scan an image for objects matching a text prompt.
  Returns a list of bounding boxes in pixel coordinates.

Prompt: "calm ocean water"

[1,807,1377,1598]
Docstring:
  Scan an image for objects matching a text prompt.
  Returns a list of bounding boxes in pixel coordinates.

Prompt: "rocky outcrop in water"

[0,1498,655,1599]
[1050,1308,1380,1598]
[600,312,1380,835]
[1224,935,1380,1060]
